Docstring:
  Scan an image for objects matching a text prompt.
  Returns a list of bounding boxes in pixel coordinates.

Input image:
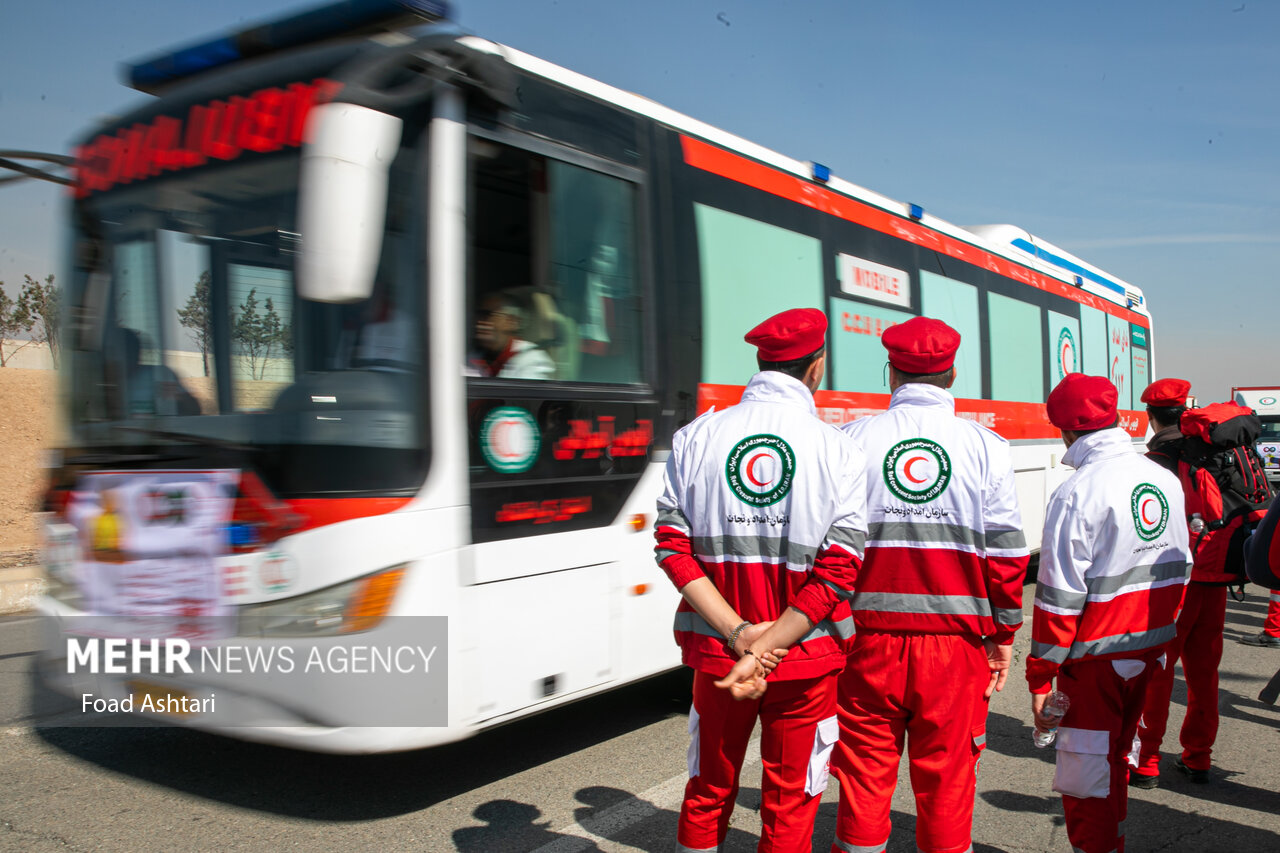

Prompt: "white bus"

[36,0,1154,753]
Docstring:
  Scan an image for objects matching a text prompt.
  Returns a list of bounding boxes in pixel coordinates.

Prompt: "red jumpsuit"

[1028,428,1192,853]
[1133,427,1245,781]
[1267,592,1280,637]
[834,383,1028,853]
[1133,518,1238,778]
[656,371,867,853]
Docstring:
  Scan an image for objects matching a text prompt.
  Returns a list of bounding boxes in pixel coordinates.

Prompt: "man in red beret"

[1132,375,1266,788]
[1028,374,1192,853]
[654,307,868,853]
[826,315,1029,853]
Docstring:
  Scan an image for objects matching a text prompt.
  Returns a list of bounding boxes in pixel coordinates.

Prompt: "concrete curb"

[0,563,45,615]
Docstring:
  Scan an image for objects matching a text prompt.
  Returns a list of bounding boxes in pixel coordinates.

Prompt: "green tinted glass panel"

[829,298,915,393]
[694,204,823,385]
[1080,304,1110,379]
[920,271,979,399]
[988,293,1043,404]
[1132,346,1149,409]
[1048,310,1081,387]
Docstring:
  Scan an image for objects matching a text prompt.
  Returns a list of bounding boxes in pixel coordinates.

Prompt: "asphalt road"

[3,587,1279,853]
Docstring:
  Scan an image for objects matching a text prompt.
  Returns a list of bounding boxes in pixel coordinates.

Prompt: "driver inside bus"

[468,292,555,380]
[114,327,201,417]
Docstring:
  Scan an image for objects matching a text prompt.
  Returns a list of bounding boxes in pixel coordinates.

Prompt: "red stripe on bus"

[286,496,413,533]
[679,135,1150,329]
[697,384,1148,441]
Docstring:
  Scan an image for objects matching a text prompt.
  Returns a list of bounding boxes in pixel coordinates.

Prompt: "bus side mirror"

[297,103,403,303]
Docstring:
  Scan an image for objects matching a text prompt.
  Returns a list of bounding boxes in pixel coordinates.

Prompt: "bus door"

[461,128,657,717]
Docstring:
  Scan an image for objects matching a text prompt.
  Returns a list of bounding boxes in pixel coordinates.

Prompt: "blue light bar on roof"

[1011,238,1126,296]
[126,0,451,93]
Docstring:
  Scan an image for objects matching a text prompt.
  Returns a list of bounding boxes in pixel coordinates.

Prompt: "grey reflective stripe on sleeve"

[677,610,853,643]
[654,548,683,565]
[851,591,993,618]
[1035,584,1089,613]
[1085,560,1190,597]
[1030,639,1071,664]
[995,607,1023,626]
[656,507,689,530]
[833,837,886,853]
[691,534,818,566]
[973,733,986,748]
[868,520,983,550]
[824,525,866,555]
[1068,624,1178,660]
[797,616,855,643]
[819,577,856,602]
[985,528,1027,550]
[674,610,724,639]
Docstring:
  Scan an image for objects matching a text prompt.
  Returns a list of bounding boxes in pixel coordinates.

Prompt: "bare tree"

[232,288,284,380]
[17,274,59,368]
[177,271,213,376]
[0,282,35,367]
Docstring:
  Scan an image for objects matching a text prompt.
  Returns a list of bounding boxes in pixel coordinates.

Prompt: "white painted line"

[529,737,762,853]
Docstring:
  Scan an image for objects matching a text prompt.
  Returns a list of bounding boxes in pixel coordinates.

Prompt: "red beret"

[882,316,960,373]
[1047,373,1119,431]
[745,308,828,361]
[1140,378,1191,407]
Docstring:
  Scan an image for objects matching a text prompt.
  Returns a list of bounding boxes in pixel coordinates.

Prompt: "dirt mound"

[0,368,55,552]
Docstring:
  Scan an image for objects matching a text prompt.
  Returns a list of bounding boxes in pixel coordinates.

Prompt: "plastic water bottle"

[1033,690,1071,748]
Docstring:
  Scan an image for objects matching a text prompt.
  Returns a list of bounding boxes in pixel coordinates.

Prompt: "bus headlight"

[237,564,407,637]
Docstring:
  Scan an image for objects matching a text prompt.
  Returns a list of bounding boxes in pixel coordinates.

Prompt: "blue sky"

[1,0,1276,401]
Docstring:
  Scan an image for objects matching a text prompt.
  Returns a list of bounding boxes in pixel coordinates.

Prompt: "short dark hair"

[1146,405,1186,430]
[892,365,955,389]
[758,346,825,381]
[1070,416,1122,437]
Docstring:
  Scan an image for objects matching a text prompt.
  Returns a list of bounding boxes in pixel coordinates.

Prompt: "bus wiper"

[64,450,192,465]
[111,424,255,452]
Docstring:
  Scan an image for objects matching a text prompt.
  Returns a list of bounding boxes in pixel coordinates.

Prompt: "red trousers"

[679,669,838,853]
[1054,657,1155,853]
[1265,592,1280,637]
[1135,583,1226,774]
[831,632,989,853]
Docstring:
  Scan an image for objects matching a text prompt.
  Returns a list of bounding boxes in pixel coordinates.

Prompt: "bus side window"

[546,161,641,385]
[468,139,642,385]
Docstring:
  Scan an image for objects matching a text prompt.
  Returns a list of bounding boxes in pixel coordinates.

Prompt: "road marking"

[530,737,762,853]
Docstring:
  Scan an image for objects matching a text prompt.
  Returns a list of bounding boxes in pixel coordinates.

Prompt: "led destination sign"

[74,78,341,198]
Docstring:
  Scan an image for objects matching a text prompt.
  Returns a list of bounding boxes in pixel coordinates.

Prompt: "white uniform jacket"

[1027,427,1194,692]
[841,383,1029,641]
[655,371,867,679]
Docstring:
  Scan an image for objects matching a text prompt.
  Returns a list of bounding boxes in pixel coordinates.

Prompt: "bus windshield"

[65,151,427,497]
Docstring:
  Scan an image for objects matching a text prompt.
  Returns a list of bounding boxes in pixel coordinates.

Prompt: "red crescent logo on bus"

[493,420,522,459]
[746,452,773,487]
[903,455,929,484]
[1141,498,1159,526]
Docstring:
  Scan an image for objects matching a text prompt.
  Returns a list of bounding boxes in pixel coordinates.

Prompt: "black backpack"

[1177,402,1275,589]
[1179,402,1273,529]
